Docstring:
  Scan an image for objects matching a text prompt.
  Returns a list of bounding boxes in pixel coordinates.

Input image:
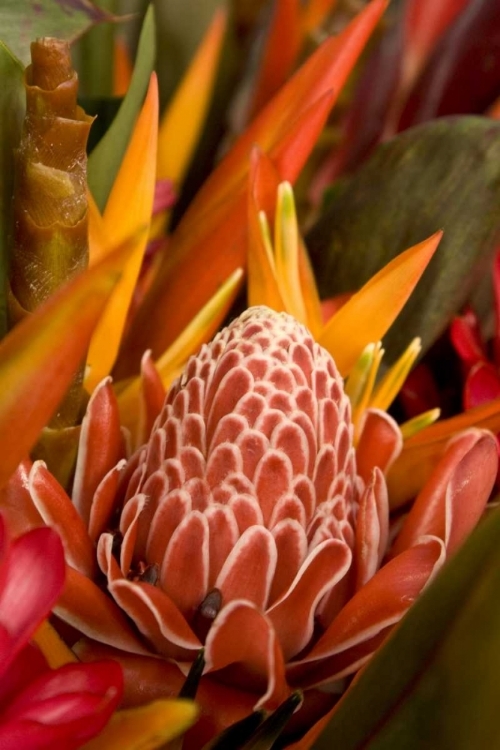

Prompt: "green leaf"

[72,0,117,99]
[307,117,500,362]
[314,506,500,749]
[0,42,24,339]
[0,0,118,65]
[87,4,156,211]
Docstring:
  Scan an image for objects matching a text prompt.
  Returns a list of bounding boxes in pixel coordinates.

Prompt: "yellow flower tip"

[370,336,423,412]
[345,341,383,409]
[277,180,295,220]
[345,342,377,402]
[401,408,441,440]
[32,620,78,668]
[274,181,308,324]
[82,698,198,750]
[258,210,275,264]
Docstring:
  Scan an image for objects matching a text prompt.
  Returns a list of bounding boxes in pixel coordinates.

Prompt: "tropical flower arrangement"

[1,0,500,747]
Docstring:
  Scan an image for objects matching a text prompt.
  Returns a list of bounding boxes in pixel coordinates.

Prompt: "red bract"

[451,252,500,410]
[2,307,497,746]
[0,514,123,750]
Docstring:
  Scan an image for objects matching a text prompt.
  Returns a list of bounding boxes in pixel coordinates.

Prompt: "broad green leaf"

[87,5,156,211]
[73,0,116,99]
[0,0,118,65]
[0,42,24,339]
[307,116,500,363]
[314,505,500,749]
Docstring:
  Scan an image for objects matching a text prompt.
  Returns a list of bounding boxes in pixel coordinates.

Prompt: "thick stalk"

[10,38,93,428]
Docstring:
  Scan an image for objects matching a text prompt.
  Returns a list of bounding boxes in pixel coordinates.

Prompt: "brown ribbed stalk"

[10,38,94,428]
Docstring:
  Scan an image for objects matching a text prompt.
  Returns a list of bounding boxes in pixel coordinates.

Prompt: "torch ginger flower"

[3,306,497,746]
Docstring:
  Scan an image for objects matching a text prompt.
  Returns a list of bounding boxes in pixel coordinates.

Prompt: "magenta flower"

[0,513,123,749]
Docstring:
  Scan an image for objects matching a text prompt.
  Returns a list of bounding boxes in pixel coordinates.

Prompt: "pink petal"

[136,351,166,447]
[87,459,127,543]
[206,367,254,444]
[98,534,200,658]
[119,494,148,576]
[270,420,310,476]
[55,563,149,655]
[29,462,96,578]
[0,521,65,671]
[446,432,497,553]
[216,526,277,609]
[254,449,294,524]
[0,661,122,750]
[206,443,243,486]
[205,505,239,587]
[464,361,500,410]
[356,409,403,481]
[391,429,497,556]
[228,493,264,533]
[289,537,445,686]
[268,520,308,605]
[0,640,48,705]
[0,460,43,537]
[160,511,209,616]
[146,488,191,566]
[205,600,289,709]
[269,495,306,529]
[144,427,166,475]
[267,539,352,660]
[312,445,337,505]
[450,308,485,367]
[236,428,269,481]
[354,468,389,588]
[72,379,124,527]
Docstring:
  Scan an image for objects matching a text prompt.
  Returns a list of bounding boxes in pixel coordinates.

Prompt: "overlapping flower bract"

[2,306,497,747]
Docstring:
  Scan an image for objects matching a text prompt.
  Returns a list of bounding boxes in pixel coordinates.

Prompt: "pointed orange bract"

[85,74,158,392]
[118,0,387,374]
[247,150,287,312]
[248,0,302,118]
[0,241,133,490]
[157,8,227,188]
[319,231,442,375]
[247,150,322,336]
[200,0,387,210]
